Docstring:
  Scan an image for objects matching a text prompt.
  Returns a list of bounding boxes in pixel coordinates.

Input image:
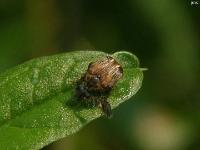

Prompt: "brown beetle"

[75,56,123,118]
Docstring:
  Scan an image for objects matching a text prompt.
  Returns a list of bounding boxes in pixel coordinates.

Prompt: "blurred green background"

[0,0,199,150]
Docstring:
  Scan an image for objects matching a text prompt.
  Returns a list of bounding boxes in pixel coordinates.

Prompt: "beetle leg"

[100,99,112,118]
[83,96,99,107]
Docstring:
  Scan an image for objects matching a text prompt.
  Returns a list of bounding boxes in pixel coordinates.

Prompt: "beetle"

[75,56,123,118]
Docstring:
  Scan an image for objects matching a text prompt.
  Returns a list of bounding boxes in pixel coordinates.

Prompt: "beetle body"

[76,56,123,118]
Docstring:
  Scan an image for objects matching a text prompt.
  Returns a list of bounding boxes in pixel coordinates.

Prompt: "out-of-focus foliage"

[0,0,199,150]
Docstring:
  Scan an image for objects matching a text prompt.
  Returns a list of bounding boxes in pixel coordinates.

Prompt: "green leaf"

[0,51,143,149]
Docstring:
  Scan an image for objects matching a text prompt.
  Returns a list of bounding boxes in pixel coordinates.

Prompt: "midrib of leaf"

[0,52,101,125]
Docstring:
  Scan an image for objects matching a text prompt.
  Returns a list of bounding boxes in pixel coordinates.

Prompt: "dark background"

[0,0,200,150]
